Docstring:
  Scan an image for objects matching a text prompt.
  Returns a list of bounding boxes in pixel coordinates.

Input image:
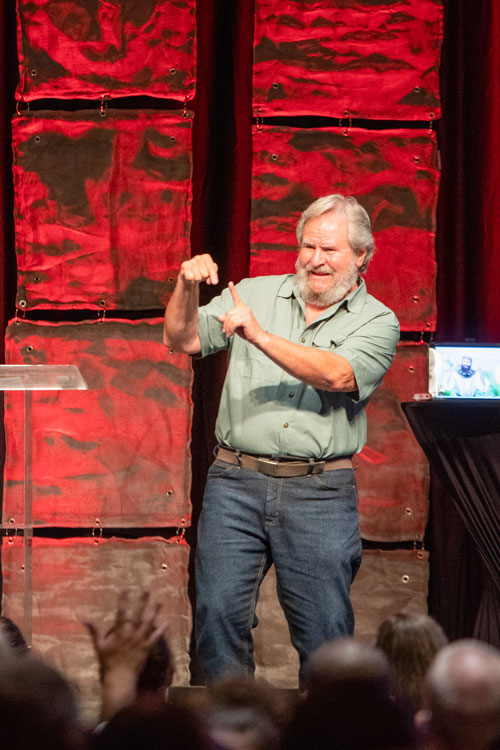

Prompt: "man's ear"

[356,249,367,269]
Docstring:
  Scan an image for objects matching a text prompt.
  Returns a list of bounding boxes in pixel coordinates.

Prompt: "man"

[445,355,490,397]
[164,194,399,683]
[416,640,500,750]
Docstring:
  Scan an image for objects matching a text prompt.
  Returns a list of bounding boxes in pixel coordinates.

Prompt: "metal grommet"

[99,299,106,307]
[33,275,41,282]
[413,86,421,93]
[34,135,41,143]
[169,135,176,142]
[405,507,413,516]
[413,155,420,164]
[272,82,279,89]
[402,574,410,583]
[18,300,27,309]
[26,345,33,353]
[167,277,174,283]
[168,348,174,355]
[161,564,168,571]
[8,518,15,525]
[271,154,279,161]
[31,69,38,77]
[165,489,173,496]
[412,295,419,303]
[169,67,176,74]
[408,365,414,373]
[417,551,424,560]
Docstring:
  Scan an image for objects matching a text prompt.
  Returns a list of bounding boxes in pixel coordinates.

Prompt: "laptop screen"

[428,344,500,400]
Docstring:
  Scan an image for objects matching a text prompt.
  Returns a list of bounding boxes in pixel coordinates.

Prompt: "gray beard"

[294,259,360,307]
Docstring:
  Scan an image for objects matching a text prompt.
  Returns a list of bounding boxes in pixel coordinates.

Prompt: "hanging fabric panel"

[3,319,192,528]
[12,110,192,311]
[358,342,429,542]
[1,536,191,722]
[16,0,196,101]
[253,0,443,119]
[251,125,439,331]
[252,548,429,688]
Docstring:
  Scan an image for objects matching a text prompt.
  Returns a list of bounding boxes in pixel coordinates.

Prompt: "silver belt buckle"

[256,458,280,477]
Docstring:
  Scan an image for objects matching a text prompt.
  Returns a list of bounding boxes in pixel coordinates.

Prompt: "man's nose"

[310,247,326,266]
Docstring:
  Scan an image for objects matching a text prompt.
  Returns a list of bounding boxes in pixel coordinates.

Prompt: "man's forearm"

[254,330,356,392]
[163,279,201,354]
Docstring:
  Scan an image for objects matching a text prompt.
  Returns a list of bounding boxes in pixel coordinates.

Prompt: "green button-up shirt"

[198,274,399,458]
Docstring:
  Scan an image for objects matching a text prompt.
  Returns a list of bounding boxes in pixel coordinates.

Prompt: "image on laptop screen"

[428,344,500,399]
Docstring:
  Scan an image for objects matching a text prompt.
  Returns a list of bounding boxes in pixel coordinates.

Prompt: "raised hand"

[84,590,166,720]
[179,253,219,286]
[218,282,264,345]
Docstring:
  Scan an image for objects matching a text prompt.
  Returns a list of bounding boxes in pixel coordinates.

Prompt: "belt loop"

[307,458,315,476]
[235,449,242,466]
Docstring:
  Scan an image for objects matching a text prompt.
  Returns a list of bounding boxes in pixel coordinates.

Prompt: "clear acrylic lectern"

[0,365,88,644]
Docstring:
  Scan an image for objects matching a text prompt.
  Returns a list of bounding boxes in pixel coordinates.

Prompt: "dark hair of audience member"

[375,611,448,712]
[0,652,85,750]
[281,637,417,750]
[201,674,292,750]
[91,698,211,750]
[0,615,30,655]
[136,633,173,696]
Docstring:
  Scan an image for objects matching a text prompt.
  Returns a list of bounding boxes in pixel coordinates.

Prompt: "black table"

[403,401,500,646]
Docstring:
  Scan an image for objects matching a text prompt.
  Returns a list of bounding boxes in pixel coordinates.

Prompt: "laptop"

[428,343,500,400]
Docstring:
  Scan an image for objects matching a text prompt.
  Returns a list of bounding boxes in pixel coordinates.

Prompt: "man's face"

[461,357,472,374]
[295,211,366,307]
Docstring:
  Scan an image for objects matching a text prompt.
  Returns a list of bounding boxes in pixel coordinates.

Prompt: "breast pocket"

[312,330,346,352]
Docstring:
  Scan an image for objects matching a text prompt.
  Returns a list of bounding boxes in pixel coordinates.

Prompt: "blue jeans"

[195,458,362,684]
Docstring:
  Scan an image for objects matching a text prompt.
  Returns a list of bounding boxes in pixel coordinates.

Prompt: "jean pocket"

[206,459,240,479]
[311,468,356,491]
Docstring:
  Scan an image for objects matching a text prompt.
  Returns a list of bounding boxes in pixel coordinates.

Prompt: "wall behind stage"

[3,0,497,703]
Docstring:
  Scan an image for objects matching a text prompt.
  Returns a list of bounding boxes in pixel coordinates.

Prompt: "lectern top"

[0,365,87,390]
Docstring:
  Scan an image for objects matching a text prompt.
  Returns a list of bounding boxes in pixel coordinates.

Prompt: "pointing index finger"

[228,281,242,306]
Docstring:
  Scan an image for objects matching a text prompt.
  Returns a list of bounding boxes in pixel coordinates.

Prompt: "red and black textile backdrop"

[1,0,500,689]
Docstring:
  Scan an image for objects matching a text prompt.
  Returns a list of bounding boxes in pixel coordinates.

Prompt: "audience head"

[92,698,210,750]
[137,633,174,699]
[282,636,417,750]
[0,615,30,656]
[305,634,393,694]
[201,675,288,750]
[375,611,448,711]
[418,639,500,750]
[0,652,83,750]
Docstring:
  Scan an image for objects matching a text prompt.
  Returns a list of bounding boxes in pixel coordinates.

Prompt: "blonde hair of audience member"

[375,611,448,711]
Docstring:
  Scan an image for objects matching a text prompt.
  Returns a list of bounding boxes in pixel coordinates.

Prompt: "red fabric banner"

[16,0,196,101]
[12,110,192,310]
[3,319,193,527]
[251,125,439,331]
[253,0,443,120]
[357,342,429,542]
[1,536,191,719]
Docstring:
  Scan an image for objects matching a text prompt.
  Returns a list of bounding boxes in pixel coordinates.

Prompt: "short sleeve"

[335,309,400,402]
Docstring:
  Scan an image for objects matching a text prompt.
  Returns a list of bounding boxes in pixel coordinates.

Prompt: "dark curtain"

[437,0,500,341]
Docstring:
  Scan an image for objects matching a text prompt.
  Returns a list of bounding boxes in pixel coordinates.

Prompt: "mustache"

[303,263,334,275]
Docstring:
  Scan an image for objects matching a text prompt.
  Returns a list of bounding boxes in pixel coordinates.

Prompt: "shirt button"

[301,337,306,343]
[288,392,294,398]
[283,423,289,428]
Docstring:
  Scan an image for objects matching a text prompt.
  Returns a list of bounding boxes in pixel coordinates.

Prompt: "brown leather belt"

[215,447,352,478]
